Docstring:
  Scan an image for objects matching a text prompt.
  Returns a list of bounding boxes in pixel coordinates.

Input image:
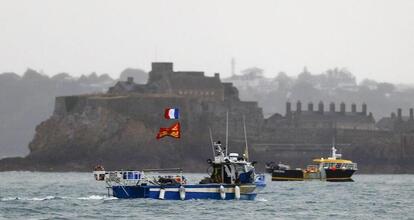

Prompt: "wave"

[77,195,118,200]
[255,198,268,202]
[1,195,116,201]
[1,197,20,201]
[1,196,61,201]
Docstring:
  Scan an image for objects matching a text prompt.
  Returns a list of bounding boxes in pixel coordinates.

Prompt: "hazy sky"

[1,0,414,83]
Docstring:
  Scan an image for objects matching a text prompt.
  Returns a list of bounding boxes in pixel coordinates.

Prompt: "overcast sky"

[0,0,413,83]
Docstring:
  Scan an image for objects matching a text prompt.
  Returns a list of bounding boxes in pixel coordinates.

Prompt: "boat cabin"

[201,141,256,185]
[312,147,358,171]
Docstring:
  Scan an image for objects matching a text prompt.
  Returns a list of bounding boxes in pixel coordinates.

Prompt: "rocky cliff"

[0,93,263,171]
[0,68,147,159]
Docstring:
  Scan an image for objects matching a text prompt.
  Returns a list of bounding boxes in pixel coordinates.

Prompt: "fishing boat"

[93,141,260,200]
[269,146,357,182]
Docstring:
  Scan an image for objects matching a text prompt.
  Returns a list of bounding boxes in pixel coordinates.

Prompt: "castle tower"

[330,102,335,113]
[340,102,346,114]
[308,102,314,112]
[148,62,173,83]
[362,103,367,115]
[351,103,357,113]
[296,101,302,113]
[410,108,413,121]
[286,101,292,116]
[318,101,324,114]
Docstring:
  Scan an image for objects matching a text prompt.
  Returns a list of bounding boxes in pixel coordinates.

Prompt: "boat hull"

[271,170,304,181]
[271,169,356,181]
[325,169,355,182]
[112,184,257,200]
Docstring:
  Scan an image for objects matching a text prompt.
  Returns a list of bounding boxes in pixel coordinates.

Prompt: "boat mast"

[225,111,229,156]
[243,115,249,160]
[331,121,337,159]
[330,136,344,159]
[209,127,215,157]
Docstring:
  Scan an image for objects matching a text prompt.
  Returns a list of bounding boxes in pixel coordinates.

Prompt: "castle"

[108,62,239,101]
[107,62,377,131]
[6,62,413,173]
[53,62,263,137]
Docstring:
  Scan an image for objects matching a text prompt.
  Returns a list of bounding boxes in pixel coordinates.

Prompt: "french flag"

[164,108,179,119]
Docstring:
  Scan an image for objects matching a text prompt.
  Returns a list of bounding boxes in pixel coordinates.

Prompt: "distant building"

[108,62,239,101]
[266,101,376,130]
[377,108,414,132]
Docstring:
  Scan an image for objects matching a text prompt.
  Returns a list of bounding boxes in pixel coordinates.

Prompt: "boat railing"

[142,168,183,172]
[321,162,357,170]
[93,169,187,186]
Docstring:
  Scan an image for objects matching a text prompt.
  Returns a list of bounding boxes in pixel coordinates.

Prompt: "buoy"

[179,185,186,200]
[159,188,166,200]
[234,186,240,200]
[219,185,226,200]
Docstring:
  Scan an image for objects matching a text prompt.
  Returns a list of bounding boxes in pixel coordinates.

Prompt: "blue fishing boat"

[93,141,261,200]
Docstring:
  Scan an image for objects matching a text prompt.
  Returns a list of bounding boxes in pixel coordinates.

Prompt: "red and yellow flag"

[156,122,181,139]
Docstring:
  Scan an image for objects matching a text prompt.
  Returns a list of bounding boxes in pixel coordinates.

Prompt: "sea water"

[0,172,413,219]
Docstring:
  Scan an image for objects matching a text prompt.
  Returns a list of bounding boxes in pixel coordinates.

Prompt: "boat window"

[326,163,332,168]
[210,165,223,183]
[235,164,245,173]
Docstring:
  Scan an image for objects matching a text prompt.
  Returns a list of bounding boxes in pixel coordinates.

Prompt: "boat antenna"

[209,127,215,157]
[225,111,229,156]
[243,115,249,160]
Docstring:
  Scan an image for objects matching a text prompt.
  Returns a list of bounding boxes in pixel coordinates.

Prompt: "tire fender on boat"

[219,185,226,200]
[234,186,240,200]
[179,185,186,200]
[159,188,166,200]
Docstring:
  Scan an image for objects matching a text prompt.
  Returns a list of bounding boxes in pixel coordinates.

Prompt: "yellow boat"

[270,146,358,182]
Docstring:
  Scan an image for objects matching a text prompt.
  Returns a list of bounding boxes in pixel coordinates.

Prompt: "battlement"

[286,101,368,116]
[273,101,375,130]
[377,108,414,131]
